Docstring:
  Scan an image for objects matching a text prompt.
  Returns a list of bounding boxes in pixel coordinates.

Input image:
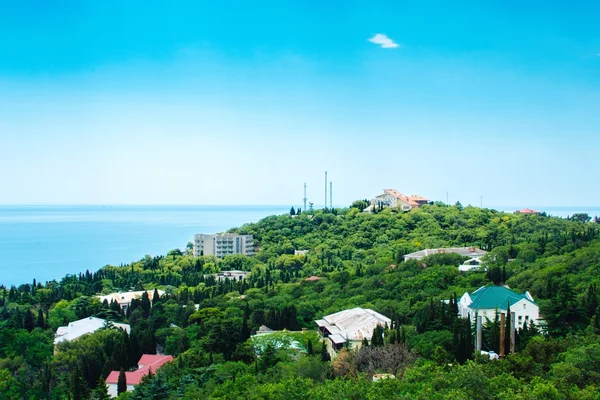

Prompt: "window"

[523,303,526,309]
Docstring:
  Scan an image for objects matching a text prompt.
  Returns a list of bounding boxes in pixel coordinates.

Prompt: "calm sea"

[0,205,598,287]
[0,205,289,287]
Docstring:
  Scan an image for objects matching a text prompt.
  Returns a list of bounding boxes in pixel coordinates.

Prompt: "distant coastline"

[0,204,597,287]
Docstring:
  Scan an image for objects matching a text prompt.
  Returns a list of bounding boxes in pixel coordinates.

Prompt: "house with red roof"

[372,189,429,211]
[305,276,321,281]
[106,354,173,398]
[516,208,539,215]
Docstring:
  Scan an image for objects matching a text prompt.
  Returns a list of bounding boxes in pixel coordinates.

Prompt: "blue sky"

[0,1,598,207]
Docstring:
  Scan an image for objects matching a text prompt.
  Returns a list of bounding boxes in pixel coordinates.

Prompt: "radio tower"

[330,181,332,210]
[303,183,307,213]
[324,171,328,210]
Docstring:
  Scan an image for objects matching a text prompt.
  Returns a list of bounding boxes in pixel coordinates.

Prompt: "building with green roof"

[458,285,541,328]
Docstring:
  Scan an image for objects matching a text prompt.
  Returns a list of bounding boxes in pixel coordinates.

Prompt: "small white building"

[54,317,130,346]
[210,270,249,282]
[458,286,541,328]
[404,247,487,262]
[458,257,485,272]
[98,290,164,313]
[316,307,391,352]
[193,233,254,258]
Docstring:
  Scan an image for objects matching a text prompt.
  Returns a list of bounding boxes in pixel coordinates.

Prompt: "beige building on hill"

[316,307,391,355]
[193,233,254,258]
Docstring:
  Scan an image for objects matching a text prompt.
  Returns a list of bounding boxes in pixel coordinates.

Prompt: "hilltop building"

[403,247,487,262]
[210,270,249,282]
[316,307,391,352]
[458,286,541,328]
[54,317,130,346]
[193,234,254,258]
[371,189,429,211]
[106,354,173,397]
[98,290,164,313]
[516,208,539,215]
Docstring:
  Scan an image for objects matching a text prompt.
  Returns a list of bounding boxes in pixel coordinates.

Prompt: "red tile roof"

[517,208,538,214]
[106,354,173,385]
[305,276,321,281]
[383,189,429,207]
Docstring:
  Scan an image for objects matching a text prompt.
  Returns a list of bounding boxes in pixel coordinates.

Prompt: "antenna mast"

[303,183,307,213]
[330,181,332,210]
[324,171,328,210]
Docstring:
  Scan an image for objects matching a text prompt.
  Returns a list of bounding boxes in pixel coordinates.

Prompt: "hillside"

[1,203,599,399]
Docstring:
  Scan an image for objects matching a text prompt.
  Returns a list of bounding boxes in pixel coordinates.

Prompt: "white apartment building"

[193,234,254,258]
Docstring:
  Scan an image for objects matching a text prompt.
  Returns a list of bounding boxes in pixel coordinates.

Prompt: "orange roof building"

[516,208,539,214]
[305,276,322,281]
[106,354,173,397]
[372,189,429,211]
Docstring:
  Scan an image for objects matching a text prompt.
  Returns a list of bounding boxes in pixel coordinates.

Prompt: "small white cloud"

[368,33,400,49]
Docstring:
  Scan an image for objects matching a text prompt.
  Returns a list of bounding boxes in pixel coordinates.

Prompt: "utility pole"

[324,171,327,210]
[446,192,449,205]
[303,183,307,213]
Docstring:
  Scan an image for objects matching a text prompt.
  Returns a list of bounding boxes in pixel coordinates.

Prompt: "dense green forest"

[1,203,600,399]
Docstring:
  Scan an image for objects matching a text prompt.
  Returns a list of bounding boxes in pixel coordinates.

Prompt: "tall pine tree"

[117,368,127,395]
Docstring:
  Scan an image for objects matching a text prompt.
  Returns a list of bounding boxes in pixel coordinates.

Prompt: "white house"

[97,290,164,312]
[458,257,485,272]
[54,317,130,346]
[212,270,249,282]
[105,354,173,398]
[403,247,487,262]
[316,307,391,352]
[458,286,541,328]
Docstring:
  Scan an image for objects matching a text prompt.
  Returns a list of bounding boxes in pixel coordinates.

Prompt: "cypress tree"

[23,309,35,332]
[92,375,110,400]
[141,291,151,316]
[37,308,45,329]
[240,315,250,341]
[73,365,83,400]
[152,288,160,306]
[504,303,512,354]
[399,325,406,344]
[389,329,397,344]
[452,323,459,361]
[371,325,384,346]
[585,283,598,319]
[464,315,473,361]
[117,368,127,395]
[320,341,330,362]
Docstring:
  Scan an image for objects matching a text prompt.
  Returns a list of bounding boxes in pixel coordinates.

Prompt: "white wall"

[107,383,135,398]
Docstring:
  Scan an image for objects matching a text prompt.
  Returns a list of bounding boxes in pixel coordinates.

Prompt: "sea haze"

[0,205,289,286]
